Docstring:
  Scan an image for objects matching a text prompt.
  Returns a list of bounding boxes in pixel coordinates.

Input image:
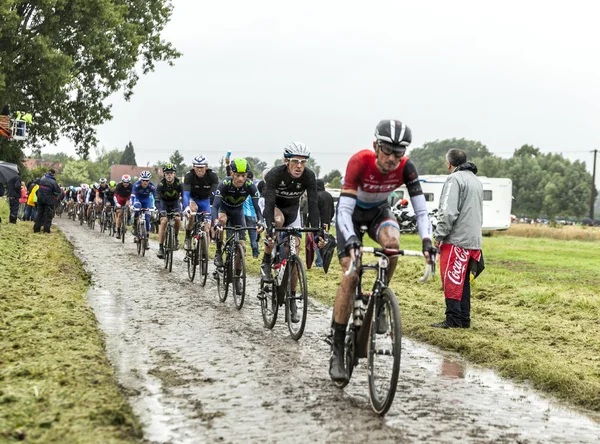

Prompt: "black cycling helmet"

[374,120,412,148]
[319,233,337,274]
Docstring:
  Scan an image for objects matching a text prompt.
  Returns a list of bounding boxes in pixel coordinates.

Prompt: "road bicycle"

[332,239,435,416]
[186,211,210,285]
[257,226,320,341]
[162,211,180,272]
[118,205,130,244]
[134,208,153,256]
[213,225,257,310]
[87,203,97,230]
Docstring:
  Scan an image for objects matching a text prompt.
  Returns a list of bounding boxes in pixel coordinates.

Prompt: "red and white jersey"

[342,150,421,208]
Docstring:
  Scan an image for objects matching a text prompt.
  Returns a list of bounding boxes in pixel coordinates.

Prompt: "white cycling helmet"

[139,170,152,180]
[193,155,208,167]
[99,178,107,184]
[283,142,310,159]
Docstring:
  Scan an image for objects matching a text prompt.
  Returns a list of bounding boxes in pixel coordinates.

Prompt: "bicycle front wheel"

[367,287,402,416]
[232,243,246,310]
[286,257,308,341]
[199,233,209,287]
[188,234,198,281]
[141,223,147,257]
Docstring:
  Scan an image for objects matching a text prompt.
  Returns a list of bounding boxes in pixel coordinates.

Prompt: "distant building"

[24,159,63,172]
[110,164,162,182]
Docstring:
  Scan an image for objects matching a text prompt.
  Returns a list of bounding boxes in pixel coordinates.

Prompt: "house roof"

[23,159,63,172]
[110,164,163,182]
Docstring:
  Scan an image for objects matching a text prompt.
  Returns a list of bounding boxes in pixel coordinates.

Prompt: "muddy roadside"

[57,219,600,444]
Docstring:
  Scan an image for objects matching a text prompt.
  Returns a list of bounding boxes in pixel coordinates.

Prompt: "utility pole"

[591,149,598,220]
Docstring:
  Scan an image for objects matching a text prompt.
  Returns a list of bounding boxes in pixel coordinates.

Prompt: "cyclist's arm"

[404,160,431,240]
[211,194,222,222]
[262,171,277,229]
[209,171,219,195]
[182,172,192,208]
[337,191,358,241]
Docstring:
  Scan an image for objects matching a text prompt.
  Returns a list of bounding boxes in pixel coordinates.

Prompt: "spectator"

[18,181,28,219]
[243,171,260,258]
[432,149,485,329]
[7,169,21,223]
[33,169,61,233]
[315,179,335,267]
[24,179,39,221]
[1,104,10,116]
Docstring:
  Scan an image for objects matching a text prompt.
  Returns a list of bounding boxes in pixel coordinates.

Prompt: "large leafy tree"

[0,0,180,161]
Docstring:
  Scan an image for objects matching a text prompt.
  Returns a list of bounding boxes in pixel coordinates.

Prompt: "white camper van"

[392,175,513,231]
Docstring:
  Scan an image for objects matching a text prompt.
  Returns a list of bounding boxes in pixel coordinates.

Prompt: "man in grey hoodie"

[432,149,484,328]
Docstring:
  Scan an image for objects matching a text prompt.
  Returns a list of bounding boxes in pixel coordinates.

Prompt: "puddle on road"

[59,219,600,443]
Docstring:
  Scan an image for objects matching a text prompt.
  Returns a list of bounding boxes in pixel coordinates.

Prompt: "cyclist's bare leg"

[377,225,400,281]
[186,201,198,231]
[116,208,123,228]
[333,256,358,325]
[174,215,181,238]
[262,207,285,255]
[288,235,302,292]
[158,216,167,244]
[235,240,245,270]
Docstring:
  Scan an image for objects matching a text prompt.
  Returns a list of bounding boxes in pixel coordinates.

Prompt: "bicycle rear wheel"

[232,243,246,310]
[367,287,402,416]
[286,257,308,341]
[188,233,198,281]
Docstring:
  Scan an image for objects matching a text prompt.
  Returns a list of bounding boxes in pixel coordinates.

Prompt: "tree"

[169,150,187,177]
[0,1,180,159]
[245,157,268,177]
[322,169,342,184]
[120,142,137,165]
[307,157,320,178]
[408,138,495,175]
[41,152,75,164]
[329,176,342,188]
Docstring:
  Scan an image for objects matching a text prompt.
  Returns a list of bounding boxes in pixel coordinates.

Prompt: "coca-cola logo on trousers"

[448,246,469,285]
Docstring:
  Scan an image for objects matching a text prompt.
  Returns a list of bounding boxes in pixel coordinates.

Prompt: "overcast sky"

[49,0,600,184]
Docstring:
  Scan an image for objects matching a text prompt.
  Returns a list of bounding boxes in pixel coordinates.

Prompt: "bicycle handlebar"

[344,247,435,283]
[273,226,321,233]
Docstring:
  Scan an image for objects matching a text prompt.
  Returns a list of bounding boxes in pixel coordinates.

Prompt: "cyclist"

[130,171,156,247]
[260,142,322,322]
[85,183,98,222]
[156,163,183,259]
[114,175,133,238]
[96,178,109,214]
[102,180,117,231]
[211,158,263,289]
[66,186,77,216]
[76,184,89,221]
[328,119,435,382]
[182,155,219,251]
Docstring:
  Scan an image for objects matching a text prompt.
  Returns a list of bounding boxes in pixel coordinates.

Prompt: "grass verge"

[241,229,600,412]
[0,200,142,443]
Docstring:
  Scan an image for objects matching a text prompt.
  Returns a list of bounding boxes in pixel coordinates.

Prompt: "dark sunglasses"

[378,142,405,158]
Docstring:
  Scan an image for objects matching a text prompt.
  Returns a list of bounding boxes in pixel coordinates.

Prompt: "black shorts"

[219,205,247,241]
[160,200,181,215]
[336,202,399,258]
[278,205,301,228]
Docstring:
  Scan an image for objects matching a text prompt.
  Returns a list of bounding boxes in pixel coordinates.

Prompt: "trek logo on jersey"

[362,183,397,192]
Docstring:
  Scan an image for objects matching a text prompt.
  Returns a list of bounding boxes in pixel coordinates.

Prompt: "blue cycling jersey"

[131,180,156,206]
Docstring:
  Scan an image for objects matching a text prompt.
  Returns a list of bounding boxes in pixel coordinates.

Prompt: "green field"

[245,228,600,411]
[0,201,141,443]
